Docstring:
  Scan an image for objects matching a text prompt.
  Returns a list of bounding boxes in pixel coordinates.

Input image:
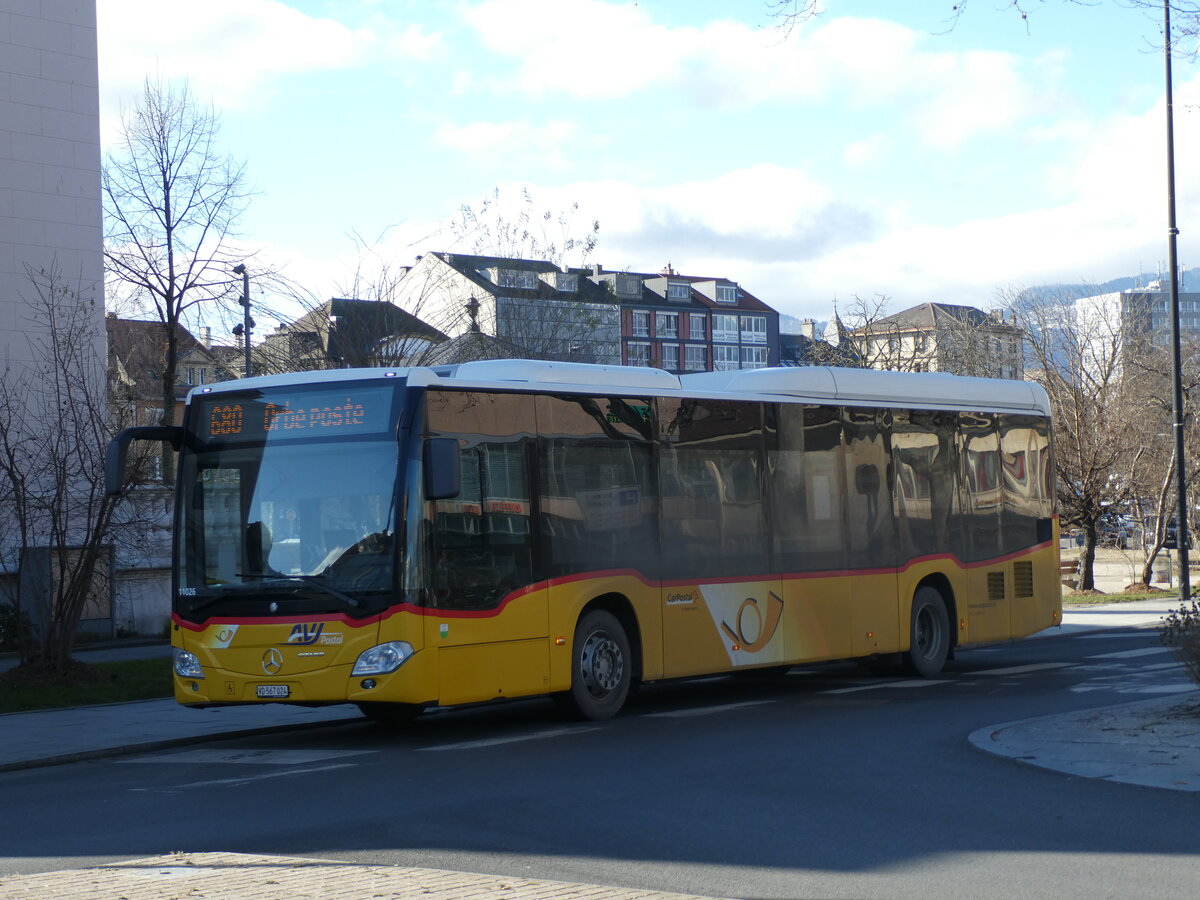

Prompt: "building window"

[740,315,767,344]
[660,343,680,370]
[714,345,739,371]
[716,284,737,304]
[495,268,538,289]
[656,311,679,339]
[631,310,650,337]
[713,314,739,343]
[627,342,651,366]
[689,314,706,341]
[741,346,767,369]
[914,333,927,352]
[685,345,707,371]
[667,282,690,301]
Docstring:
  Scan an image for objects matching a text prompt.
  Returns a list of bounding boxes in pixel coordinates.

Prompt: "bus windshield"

[176,383,403,618]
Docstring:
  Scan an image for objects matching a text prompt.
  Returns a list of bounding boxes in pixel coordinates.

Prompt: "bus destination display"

[197,386,394,443]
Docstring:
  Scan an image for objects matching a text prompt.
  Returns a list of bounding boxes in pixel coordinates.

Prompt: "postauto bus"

[106,360,1061,723]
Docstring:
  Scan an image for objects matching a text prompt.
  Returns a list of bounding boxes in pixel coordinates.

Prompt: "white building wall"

[0,0,104,368]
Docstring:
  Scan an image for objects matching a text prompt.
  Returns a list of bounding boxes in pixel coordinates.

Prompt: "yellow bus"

[107,360,1061,723]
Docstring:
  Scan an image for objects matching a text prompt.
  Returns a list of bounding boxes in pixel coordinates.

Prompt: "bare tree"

[451,187,600,270]
[103,77,251,471]
[0,267,150,674]
[1012,287,1146,589]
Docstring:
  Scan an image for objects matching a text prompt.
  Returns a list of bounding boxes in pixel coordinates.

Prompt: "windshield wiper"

[262,575,361,609]
[200,575,362,609]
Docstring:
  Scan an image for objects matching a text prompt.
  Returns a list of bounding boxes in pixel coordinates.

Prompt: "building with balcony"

[846,302,1024,379]
[591,264,780,373]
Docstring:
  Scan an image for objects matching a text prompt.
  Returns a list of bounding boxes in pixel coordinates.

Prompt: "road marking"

[970,663,1074,676]
[645,700,774,719]
[1078,633,1149,639]
[822,679,950,694]
[119,748,375,765]
[1086,646,1171,660]
[418,726,601,752]
[132,762,358,790]
[1070,683,1196,695]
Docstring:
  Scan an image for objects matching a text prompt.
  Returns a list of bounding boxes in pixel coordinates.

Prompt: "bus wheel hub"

[581,632,623,696]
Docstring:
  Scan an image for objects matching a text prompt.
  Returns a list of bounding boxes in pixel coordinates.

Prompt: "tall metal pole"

[234,263,251,378]
[1163,0,1191,601]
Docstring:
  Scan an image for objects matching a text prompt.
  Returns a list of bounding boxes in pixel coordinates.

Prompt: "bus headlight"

[352,641,414,676]
[173,649,204,679]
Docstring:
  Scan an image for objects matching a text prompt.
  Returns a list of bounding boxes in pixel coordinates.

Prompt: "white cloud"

[100,1,361,101]
[458,2,1045,148]
[97,0,443,139]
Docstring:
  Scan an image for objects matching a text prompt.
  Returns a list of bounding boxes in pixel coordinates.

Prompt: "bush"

[0,603,31,652]
[1160,600,1200,686]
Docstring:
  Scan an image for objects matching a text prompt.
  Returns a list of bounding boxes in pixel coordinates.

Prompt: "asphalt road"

[2,627,1197,900]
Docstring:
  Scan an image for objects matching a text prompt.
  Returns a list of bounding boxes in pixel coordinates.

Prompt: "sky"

[95,0,1200,328]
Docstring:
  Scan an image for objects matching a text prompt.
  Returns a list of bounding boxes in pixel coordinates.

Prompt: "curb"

[0,714,362,775]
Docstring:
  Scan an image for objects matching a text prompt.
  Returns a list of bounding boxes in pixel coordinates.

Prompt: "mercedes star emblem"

[262,648,283,675]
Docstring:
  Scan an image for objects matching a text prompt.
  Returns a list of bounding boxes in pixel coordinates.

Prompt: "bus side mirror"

[423,437,461,500]
[106,426,185,495]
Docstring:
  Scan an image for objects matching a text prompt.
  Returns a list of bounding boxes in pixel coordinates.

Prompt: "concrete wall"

[0,0,104,367]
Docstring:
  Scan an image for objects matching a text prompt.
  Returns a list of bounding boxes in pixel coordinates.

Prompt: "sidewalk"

[0,598,1196,899]
[0,852,723,900]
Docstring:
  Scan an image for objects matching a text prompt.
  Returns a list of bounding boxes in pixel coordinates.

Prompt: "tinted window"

[768,403,846,572]
[658,398,768,579]
[537,395,659,578]
[892,409,962,561]
[425,390,535,610]
[960,411,1002,561]
[842,407,897,568]
[999,414,1053,552]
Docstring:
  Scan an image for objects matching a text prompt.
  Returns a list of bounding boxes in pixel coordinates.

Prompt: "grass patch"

[1063,590,1173,606]
[0,657,172,713]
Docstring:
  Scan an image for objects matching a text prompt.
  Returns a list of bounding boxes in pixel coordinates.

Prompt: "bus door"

[843,408,901,657]
[960,412,1010,643]
[769,403,852,664]
[425,390,548,705]
[659,398,783,677]
[535,394,663,685]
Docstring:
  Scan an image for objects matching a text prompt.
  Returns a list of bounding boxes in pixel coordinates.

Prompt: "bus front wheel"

[559,609,631,721]
[906,586,950,677]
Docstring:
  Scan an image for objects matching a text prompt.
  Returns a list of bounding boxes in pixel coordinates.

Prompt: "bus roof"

[189,359,1050,416]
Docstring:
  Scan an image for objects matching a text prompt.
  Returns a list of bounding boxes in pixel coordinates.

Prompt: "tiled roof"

[105,316,232,399]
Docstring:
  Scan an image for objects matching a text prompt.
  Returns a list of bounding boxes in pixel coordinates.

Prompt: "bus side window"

[536,395,659,579]
[658,398,769,580]
[425,390,536,610]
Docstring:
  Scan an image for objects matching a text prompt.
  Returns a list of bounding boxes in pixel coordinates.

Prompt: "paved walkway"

[0,594,1196,898]
[0,852,720,900]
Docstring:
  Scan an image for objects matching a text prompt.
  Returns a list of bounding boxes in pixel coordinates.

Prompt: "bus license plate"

[256,684,289,699]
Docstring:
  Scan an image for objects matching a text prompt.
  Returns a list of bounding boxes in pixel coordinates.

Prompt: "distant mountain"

[1019,271,1196,305]
[779,313,832,337]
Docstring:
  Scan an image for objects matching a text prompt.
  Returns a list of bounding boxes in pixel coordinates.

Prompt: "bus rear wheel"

[357,701,424,727]
[559,609,631,721]
[906,586,950,677]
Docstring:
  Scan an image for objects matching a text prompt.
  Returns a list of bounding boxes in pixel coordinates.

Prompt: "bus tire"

[906,586,950,677]
[357,701,424,727]
[561,609,631,721]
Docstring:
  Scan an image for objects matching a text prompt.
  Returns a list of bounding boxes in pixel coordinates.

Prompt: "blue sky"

[96,0,1200,325]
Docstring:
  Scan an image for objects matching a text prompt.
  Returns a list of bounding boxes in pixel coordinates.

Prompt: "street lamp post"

[1162,0,1190,601]
[232,264,252,378]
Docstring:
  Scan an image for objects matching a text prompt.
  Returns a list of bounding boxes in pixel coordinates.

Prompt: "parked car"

[1098,512,1132,549]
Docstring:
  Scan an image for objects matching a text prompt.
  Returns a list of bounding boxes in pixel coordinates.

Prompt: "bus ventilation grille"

[987,571,1006,604]
[1013,561,1034,599]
